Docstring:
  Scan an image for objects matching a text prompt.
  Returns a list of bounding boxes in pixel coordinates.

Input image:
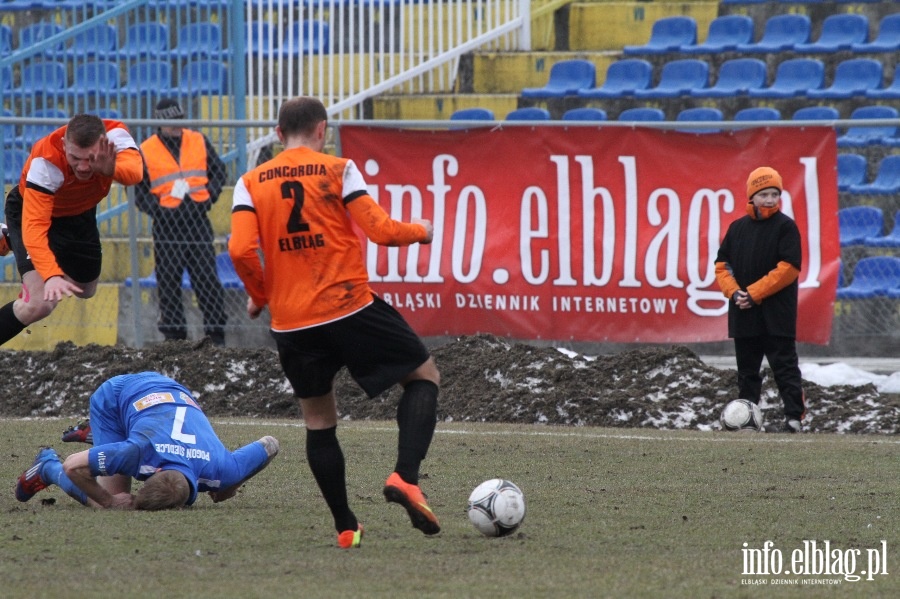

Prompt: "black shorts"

[273,295,431,398]
[5,186,102,282]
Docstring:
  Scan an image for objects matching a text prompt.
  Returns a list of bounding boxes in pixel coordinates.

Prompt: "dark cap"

[154,99,184,120]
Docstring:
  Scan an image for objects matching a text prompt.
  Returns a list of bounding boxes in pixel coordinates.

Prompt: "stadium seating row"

[622,14,899,56]
[0,0,228,12]
[0,59,228,101]
[837,255,900,301]
[521,57,900,100]
[450,105,900,147]
[0,21,330,58]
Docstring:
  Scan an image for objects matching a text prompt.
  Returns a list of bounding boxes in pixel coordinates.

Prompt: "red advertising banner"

[339,125,839,344]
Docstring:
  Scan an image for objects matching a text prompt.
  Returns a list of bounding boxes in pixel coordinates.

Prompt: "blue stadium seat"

[0,64,11,97]
[450,107,494,121]
[807,59,883,99]
[837,256,900,299]
[13,108,67,149]
[633,59,709,99]
[618,107,665,122]
[127,253,243,290]
[735,14,811,53]
[837,154,868,191]
[171,23,223,60]
[0,24,12,56]
[865,211,900,248]
[838,206,883,247]
[91,108,122,120]
[505,107,551,121]
[11,61,67,99]
[747,58,824,99]
[18,21,64,56]
[562,107,607,121]
[848,156,900,195]
[119,60,174,99]
[54,24,118,60]
[281,21,330,55]
[689,58,766,97]
[0,108,14,147]
[246,22,276,56]
[66,61,120,100]
[577,59,652,99]
[623,16,697,55]
[792,106,840,121]
[794,14,868,53]
[866,68,900,100]
[3,149,27,184]
[215,252,244,289]
[837,106,899,148]
[735,107,781,121]
[852,14,900,53]
[118,23,169,59]
[675,107,722,133]
[521,59,596,98]
[0,0,36,13]
[177,59,228,97]
[680,15,753,54]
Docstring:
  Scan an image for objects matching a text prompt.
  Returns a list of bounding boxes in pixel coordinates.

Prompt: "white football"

[720,399,764,432]
[467,478,526,537]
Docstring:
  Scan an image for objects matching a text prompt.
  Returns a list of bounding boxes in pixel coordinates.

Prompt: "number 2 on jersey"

[282,181,310,234]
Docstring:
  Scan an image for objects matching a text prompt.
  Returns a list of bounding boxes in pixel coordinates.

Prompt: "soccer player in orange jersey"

[0,114,143,346]
[229,97,440,548]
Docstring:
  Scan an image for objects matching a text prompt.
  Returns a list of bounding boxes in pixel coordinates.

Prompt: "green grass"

[1,419,897,598]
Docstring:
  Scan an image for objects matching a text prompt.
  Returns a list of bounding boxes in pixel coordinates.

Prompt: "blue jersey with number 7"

[86,372,268,505]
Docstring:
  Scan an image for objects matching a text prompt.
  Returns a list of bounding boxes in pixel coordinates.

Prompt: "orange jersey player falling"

[0,114,143,346]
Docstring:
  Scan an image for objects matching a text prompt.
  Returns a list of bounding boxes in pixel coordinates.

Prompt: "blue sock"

[41,459,88,506]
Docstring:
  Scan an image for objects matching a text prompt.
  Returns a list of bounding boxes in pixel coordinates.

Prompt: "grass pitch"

[1,419,897,598]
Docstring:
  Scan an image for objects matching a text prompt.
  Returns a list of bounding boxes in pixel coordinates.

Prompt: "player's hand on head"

[43,276,82,302]
[90,136,116,177]
[109,492,135,510]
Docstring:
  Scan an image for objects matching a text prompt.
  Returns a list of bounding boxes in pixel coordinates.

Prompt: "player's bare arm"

[62,450,132,509]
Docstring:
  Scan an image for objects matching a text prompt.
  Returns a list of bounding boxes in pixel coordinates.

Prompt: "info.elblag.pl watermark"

[741,540,889,585]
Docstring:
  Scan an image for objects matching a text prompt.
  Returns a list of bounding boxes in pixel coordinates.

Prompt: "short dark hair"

[277,97,327,138]
[65,114,107,148]
[134,470,190,511]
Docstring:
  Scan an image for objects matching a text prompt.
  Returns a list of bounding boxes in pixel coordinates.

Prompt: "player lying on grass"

[15,372,279,510]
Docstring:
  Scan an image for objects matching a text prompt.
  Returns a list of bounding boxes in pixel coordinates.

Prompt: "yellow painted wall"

[569,2,719,51]
[471,52,617,93]
[0,284,119,350]
[372,93,519,120]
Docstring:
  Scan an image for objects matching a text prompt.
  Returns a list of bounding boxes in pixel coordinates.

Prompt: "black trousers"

[153,212,226,341]
[734,335,805,420]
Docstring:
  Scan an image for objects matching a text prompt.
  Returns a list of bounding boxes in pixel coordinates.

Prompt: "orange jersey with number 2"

[229,146,427,331]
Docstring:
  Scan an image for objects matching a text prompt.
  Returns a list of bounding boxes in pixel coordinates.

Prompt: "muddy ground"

[0,334,896,434]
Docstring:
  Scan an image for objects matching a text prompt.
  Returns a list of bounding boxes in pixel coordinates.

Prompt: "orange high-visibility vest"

[141,129,210,208]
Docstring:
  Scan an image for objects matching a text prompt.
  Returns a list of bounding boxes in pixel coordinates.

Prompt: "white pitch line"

[209,420,900,446]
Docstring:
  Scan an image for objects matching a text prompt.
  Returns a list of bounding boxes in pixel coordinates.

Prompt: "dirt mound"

[0,335,895,434]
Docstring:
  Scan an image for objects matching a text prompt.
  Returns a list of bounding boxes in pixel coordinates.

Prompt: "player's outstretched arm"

[347,195,431,246]
[208,436,280,503]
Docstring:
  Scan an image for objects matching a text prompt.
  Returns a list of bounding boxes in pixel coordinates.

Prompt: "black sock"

[306,426,357,532]
[394,380,439,485]
[0,301,25,346]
